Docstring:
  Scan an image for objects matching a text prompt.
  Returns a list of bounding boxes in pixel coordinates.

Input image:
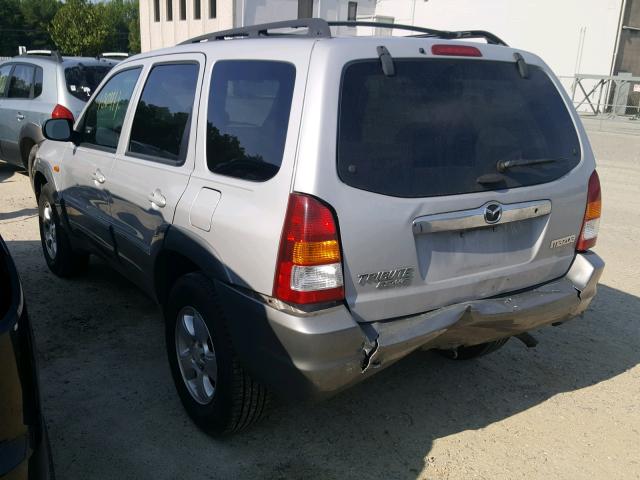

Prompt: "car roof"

[0,55,116,68]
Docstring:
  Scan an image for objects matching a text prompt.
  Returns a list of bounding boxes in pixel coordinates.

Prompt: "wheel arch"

[154,227,232,305]
[19,123,44,168]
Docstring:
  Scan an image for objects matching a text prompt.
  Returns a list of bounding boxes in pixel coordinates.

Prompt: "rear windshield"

[65,65,113,101]
[338,59,581,198]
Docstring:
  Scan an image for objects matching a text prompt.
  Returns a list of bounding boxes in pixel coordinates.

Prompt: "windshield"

[337,59,581,198]
[65,65,113,101]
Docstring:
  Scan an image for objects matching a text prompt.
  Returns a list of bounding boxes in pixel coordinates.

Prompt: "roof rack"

[329,21,508,46]
[19,49,63,62]
[100,52,130,59]
[179,18,508,46]
[180,18,331,44]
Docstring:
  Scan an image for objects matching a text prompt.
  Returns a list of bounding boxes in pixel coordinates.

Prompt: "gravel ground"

[0,129,639,480]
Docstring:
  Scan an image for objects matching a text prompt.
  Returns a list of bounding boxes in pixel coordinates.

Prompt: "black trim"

[178,18,508,46]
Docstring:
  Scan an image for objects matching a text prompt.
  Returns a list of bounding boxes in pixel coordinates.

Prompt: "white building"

[139,0,376,51]
[139,0,639,81]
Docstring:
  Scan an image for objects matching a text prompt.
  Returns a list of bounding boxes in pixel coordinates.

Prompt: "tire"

[165,272,270,436]
[38,183,89,277]
[438,338,510,360]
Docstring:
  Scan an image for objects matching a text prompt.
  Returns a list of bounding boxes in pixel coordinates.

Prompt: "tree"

[101,0,140,53]
[19,0,61,50]
[49,0,111,56]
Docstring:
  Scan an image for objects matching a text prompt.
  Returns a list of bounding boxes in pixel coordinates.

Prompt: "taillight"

[431,44,483,57]
[274,193,344,305]
[576,170,601,252]
[51,104,74,121]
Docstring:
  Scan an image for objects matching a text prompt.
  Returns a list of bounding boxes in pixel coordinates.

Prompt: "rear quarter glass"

[337,58,581,198]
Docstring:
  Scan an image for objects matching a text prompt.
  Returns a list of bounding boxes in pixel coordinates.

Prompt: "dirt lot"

[1,129,639,480]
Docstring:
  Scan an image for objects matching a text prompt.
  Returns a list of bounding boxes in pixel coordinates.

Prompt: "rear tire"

[438,338,510,360]
[165,272,270,436]
[38,184,89,277]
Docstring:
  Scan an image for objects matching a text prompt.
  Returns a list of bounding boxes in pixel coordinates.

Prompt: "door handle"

[148,189,166,208]
[91,169,106,184]
[16,113,24,121]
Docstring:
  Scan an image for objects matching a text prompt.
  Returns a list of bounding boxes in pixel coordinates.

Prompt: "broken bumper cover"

[217,251,604,401]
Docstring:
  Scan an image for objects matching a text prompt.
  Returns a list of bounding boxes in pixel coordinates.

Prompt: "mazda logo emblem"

[484,203,502,224]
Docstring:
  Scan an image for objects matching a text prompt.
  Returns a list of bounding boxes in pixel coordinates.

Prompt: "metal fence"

[559,73,640,119]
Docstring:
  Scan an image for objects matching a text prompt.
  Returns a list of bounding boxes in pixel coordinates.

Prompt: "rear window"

[65,65,112,101]
[206,60,296,181]
[338,59,581,198]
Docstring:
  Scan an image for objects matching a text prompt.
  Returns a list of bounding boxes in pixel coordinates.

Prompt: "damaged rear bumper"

[217,251,604,401]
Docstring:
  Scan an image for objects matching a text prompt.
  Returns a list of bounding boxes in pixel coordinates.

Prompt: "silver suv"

[0,51,115,172]
[33,19,605,436]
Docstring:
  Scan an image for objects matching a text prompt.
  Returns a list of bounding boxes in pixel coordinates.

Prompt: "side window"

[81,68,141,151]
[33,67,43,98]
[0,65,12,97]
[128,63,199,164]
[7,65,35,99]
[207,60,296,181]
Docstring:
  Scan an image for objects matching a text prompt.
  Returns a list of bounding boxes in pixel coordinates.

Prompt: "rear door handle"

[91,169,106,184]
[148,189,166,208]
[16,113,24,121]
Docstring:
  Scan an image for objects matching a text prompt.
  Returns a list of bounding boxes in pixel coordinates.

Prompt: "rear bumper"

[217,251,604,401]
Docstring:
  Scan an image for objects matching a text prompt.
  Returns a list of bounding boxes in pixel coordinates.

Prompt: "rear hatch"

[295,39,591,322]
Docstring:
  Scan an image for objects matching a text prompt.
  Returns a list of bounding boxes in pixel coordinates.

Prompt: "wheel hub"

[175,307,217,405]
[41,202,57,259]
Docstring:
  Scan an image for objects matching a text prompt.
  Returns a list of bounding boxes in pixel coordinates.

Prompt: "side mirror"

[42,118,76,143]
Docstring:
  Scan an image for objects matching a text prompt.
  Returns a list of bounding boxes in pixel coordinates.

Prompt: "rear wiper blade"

[497,158,560,172]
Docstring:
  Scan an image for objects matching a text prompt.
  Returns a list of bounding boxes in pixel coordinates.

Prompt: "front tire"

[38,184,89,277]
[165,272,270,436]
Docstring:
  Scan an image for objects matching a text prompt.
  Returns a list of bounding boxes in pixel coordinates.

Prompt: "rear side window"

[207,60,296,181]
[0,65,11,97]
[65,65,113,101]
[7,64,35,99]
[128,63,200,163]
[81,68,141,150]
[338,59,581,198]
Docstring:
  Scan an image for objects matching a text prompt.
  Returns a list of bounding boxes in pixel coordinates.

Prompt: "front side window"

[128,63,199,163]
[7,64,35,99]
[207,60,296,181]
[81,68,141,150]
[0,65,12,97]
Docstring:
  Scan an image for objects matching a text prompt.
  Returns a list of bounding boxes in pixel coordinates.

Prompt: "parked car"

[0,50,116,173]
[0,234,54,478]
[32,18,604,436]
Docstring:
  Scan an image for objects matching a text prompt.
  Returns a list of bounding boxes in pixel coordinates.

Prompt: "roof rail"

[100,52,129,59]
[179,18,331,44]
[328,21,508,46]
[19,49,63,62]
[179,18,508,47]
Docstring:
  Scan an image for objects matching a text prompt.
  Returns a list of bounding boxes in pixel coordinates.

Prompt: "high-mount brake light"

[274,193,345,305]
[576,170,601,252]
[431,44,483,57]
[51,104,74,121]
